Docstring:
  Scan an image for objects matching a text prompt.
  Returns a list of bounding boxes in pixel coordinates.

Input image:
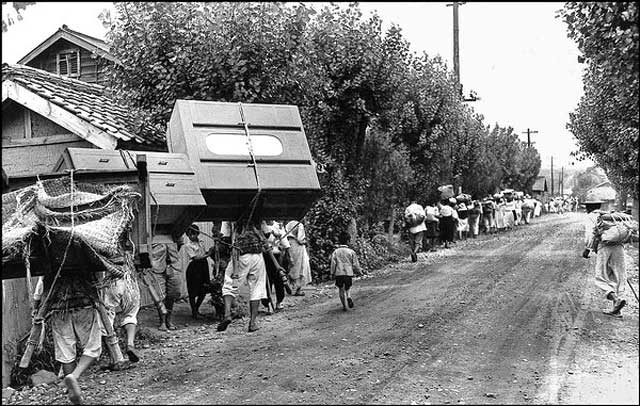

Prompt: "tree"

[559,2,639,198]
[103,2,543,276]
[2,1,35,32]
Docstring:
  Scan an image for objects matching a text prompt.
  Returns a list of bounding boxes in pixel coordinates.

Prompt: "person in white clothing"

[404,201,427,262]
[285,220,313,295]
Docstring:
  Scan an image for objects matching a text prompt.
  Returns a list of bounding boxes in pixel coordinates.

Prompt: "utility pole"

[550,156,554,196]
[560,166,564,196]
[446,2,478,102]
[522,128,538,148]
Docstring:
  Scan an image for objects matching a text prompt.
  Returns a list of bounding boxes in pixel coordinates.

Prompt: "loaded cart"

[2,100,322,369]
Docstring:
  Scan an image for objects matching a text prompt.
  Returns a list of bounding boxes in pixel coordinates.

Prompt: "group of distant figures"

[404,190,570,261]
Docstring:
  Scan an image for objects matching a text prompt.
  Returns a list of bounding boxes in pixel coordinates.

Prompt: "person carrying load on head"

[582,197,638,317]
[260,220,291,313]
[217,218,268,333]
[99,249,141,367]
[33,272,102,405]
[468,199,482,238]
[285,220,313,295]
[502,190,516,230]
[437,198,457,249]
[424,204,440,251]
[181,224,216,320]
[522,195,535,224]
[150,239,183,331]
[404,201,427,262]
[481,196,496,234]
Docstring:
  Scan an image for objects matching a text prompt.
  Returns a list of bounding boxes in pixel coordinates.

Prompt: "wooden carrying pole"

[19,303,48,368]
[95,300,125,364]
[139,269,167,315]
[253,227,292,295]
[19,238,53,369]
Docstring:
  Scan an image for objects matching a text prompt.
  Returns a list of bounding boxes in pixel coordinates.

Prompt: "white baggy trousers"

[594,244,626,298]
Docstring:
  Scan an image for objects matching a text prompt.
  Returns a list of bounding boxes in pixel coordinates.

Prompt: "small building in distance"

[531,176,548,202]
[17,24,117,86]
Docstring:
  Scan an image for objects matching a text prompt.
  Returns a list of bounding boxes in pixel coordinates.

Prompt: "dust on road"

[6,212,639,405]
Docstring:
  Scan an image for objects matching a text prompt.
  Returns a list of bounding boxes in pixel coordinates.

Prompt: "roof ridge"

[3,64,164,149]
[60,25,109,47]
[4,63,109,92]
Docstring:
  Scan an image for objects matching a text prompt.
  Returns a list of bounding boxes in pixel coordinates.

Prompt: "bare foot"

[64,375,83,405]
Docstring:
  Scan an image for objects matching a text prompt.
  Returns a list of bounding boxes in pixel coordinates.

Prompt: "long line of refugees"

[404,190,551,262]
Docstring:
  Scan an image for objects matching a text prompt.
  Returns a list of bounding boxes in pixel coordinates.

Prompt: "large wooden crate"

[167,100,321,221]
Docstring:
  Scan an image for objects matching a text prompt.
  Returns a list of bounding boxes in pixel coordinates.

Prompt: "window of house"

[56,49,80,77]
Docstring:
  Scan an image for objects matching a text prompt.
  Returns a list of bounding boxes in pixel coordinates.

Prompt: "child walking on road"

[330,231,362,311]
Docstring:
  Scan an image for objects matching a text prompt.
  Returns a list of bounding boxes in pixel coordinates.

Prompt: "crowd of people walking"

[403,186,572,262]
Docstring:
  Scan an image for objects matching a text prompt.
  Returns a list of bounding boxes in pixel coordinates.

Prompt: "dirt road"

[6,212,639,404]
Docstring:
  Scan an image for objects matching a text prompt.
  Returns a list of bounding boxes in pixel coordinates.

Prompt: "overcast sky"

[2,1,591,169]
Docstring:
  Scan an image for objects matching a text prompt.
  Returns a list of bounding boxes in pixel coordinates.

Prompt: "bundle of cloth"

[2,176,141,280]
[455,193,472,204]
[438,184,455,200]
[595,212,639,245]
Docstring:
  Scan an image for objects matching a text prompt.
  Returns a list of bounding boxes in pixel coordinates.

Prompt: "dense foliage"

[103,2,541,280]
[559,2,639,199]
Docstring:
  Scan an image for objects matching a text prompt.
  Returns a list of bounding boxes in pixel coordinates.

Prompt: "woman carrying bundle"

[438,198,457,249]
[404,201,427,262]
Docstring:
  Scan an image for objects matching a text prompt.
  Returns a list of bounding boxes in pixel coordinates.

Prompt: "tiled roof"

[2,63,165,149]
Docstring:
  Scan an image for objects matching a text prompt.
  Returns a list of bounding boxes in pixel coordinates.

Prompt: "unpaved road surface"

[5,212,639,404]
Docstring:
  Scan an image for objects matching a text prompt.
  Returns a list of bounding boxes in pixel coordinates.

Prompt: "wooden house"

[2,63,166,176]
[531,176,548,202]
[18,25,116,87]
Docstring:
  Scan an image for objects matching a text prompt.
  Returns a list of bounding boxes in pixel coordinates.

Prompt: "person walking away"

[456,202,469,240]
[150,240,182,331]
[533,199,542,217]
[494,195,506,232]
[522,195,535,224]
[502,193,516,230]
[481,197,496,234]
[99,250,141,365]
[424,204,440,250]
[217,219,268,332]
[285,220,313,295]
[260,220,290,312]
[514,195,523,225]
[182,224,216,320]
[468,200,482,238]
[33,272,102,405]
[438,198,457,248]
[582,199,632,317]
[330,231,363,311]
[404,201,427,262]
